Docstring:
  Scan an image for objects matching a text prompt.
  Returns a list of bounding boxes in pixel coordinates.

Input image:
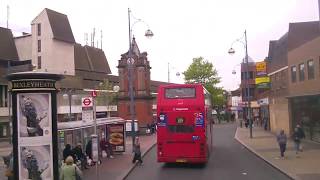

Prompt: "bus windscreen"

[165,87,196,99]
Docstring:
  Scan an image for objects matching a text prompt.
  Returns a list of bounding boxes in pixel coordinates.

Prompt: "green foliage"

[183,57,220,85]
[96,79,117,106]
[183,57,224,106]
[206,85,225,106]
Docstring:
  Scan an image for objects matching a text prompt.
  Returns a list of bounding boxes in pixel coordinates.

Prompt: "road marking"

[242,172,247,175]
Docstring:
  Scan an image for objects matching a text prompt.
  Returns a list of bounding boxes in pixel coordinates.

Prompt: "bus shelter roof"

[58,117,125,131]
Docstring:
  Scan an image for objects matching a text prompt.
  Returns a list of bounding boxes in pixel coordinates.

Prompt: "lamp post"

[228,30,252,138]
[167,62,181,83]
[127,8,153,149]
[62,89,75,122]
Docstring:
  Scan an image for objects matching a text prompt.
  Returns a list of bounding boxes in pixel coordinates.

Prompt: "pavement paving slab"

[0,134,156,180]
[83,134,156,180]
[235,126,320,180]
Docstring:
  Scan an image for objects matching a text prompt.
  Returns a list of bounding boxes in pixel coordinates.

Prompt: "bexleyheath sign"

[12,79,56,90]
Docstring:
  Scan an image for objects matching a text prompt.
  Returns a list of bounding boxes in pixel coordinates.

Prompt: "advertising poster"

[108,124,125,152]
[17,93,53,180]
[19,145,53,180]
[17,93,51,138]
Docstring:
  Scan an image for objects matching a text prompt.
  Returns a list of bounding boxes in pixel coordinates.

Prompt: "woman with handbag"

[60,156,83,180]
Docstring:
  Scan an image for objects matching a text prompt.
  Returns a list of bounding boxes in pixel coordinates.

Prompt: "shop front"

[290,94,320,142]
[258,98,270,130]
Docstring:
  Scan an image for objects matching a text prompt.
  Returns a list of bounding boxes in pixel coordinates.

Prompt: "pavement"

[235,125,320,180]
[0,134,156,180]
[83,133,156,180]
[2,124,320,180]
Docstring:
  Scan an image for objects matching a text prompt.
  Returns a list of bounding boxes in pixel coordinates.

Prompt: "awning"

[286,92,320,99]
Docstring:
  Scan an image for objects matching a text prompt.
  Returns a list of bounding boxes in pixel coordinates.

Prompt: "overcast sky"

[0,0,319,90]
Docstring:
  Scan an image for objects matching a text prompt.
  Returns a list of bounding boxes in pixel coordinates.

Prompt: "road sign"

[82,97,93,122]
[82,97,93,107]
[91,90,97,97]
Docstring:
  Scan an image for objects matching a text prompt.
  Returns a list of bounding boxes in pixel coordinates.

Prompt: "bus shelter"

[57,117,126,160]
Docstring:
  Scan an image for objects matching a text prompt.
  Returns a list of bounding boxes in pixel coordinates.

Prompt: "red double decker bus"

[156,84,213,163]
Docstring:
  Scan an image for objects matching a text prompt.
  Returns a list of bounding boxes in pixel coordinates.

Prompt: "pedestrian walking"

[132,137,143,165]
[276,129,287,159]
[263,117,268,130]
[3,152,14,180]
[293,125,305,155]
[85,140,93,164]
[63,144,75,162]
[60,156,83,180]
[100,137,114,159]
[73,143,88,170]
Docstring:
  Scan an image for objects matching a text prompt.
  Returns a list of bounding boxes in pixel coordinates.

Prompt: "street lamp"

[62,89,76,122]
[231,63,241,75]
[127,8,153,149]
[167,62,181,83]
[228,30,253,138]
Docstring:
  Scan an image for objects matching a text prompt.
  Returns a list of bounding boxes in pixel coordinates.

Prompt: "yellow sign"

[256,62,266,72]
[255,77,270,84]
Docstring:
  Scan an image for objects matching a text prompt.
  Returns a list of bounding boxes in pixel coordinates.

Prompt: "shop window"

[291,66,297,83]
[299,63,305,81]
[249,71,254,79]
[307,59,314,80]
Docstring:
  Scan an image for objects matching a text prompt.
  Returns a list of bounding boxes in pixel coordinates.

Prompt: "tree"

[96,79,117,106]
[183,57,225,106]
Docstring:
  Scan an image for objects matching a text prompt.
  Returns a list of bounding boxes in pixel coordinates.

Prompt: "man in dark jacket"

[293,124,305,154]
[85,140,92,160]
[276,129,287,159]
[63,144,75,162]
[73,143,88,169]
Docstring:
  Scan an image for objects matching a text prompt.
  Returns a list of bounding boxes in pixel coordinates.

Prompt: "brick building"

[266,21,320,141]
[287,21,320,141]
[117,38,154,129]
[240,59,260,121]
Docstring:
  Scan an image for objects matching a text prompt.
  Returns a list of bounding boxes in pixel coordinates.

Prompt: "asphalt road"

[125,123,291,180]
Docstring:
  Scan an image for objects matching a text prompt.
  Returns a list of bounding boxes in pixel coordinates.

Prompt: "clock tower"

[117,38,153,128]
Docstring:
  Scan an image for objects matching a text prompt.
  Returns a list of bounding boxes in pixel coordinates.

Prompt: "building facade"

[0,27,19,141]
[117,38,154,129]
[287,29,320,142]
[0,8,171,142]
[266,33,290,134]
[266,21,320,139]
[240,60,260,122]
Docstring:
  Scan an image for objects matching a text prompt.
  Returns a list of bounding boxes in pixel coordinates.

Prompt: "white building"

[0,9,118,142]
